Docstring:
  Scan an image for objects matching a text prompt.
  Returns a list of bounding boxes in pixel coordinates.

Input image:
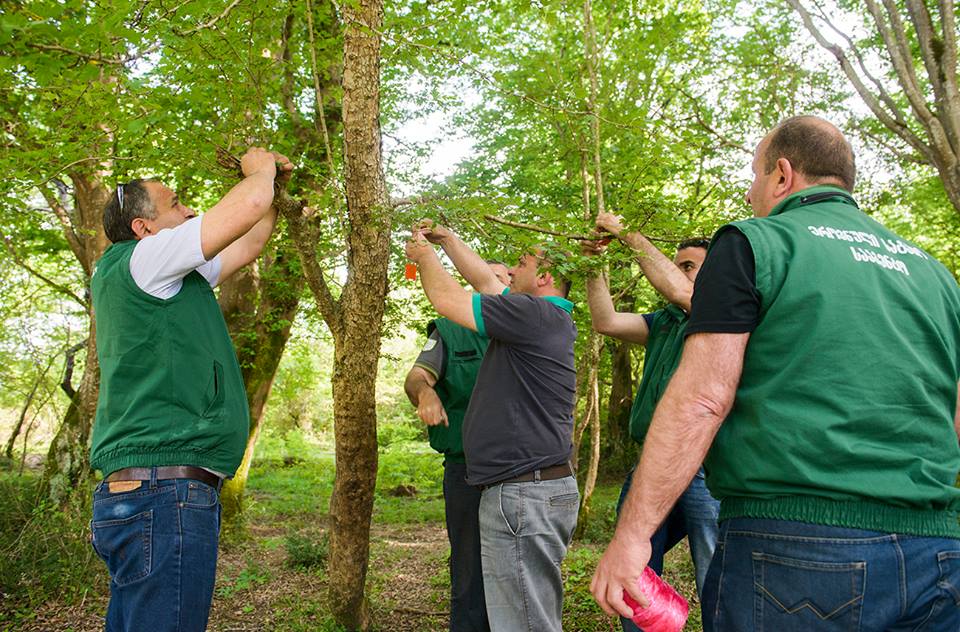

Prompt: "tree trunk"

[42,172,110,503]
[325,0,390,628]
[218,239,304,520]
[603,337,634,469]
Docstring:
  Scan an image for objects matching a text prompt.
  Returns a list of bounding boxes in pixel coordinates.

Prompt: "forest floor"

[1,432,702,632]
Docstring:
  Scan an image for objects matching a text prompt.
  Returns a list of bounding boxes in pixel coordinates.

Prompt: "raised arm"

[597,212,694,312]
[591,331,748,616]
[420,221,507,295]
[201,148,293,279]
[406,235,477,331]
[583,240,650,344]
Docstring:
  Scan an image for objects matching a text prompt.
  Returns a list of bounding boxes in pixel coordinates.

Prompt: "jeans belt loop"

[149,466,158,488]
[534,469,541,483]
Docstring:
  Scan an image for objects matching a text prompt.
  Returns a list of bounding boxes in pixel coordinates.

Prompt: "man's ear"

[537,270,553,289]
[130,217,150,240]
[774,157,794,199]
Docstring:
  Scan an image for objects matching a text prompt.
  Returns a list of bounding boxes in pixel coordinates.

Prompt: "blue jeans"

[479,475,579,632]
[702,518,960,632]
[616,466,720,632]
[91,472,221,632]
[443,461,489,632]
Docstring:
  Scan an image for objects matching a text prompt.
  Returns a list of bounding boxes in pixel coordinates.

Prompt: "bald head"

[763,116,855,193]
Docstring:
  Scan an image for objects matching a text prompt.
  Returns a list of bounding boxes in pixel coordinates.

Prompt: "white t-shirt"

[129,216,222,299]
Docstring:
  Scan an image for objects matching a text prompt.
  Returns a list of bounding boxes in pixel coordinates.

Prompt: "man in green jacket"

[404,261,509,632]
[89,147,292,632]
[592,116,960,631]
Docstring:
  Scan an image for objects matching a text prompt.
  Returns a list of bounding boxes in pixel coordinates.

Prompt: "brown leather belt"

[483,462,573,489]
[105,466,222,490]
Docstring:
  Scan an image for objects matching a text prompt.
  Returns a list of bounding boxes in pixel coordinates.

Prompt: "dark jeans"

[616,466,720,632]
[91,472,221,632]
[702,518,960,632]
[443,461,489,632]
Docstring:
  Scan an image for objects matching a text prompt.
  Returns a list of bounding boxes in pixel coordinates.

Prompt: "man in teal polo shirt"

[89,147,292,632]
[406,223,578,632]
[404,260,509,632]
[592,116,960,631]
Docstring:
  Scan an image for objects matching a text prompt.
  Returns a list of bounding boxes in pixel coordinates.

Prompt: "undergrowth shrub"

[0,473,102,622]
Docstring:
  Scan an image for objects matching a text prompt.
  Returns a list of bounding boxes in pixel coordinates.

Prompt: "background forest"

[1,0,958,630]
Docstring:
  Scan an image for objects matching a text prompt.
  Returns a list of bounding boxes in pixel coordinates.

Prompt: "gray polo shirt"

[462,292,577,486]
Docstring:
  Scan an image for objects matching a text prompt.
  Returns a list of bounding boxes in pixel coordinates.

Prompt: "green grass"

[0,430,703,631]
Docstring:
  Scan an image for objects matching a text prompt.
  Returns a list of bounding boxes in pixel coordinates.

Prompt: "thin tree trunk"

[326,0,390,627]
[603,337,634,469]
[42,172,110,503]
[575,0,605,532]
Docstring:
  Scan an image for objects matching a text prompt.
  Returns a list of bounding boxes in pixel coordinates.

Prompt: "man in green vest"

[592,116,960,631]
[89,147,293,632]
[404,260,509,632]
[583,215,718,631]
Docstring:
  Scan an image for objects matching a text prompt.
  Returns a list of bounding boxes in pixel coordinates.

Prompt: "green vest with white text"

[706,186,960,538]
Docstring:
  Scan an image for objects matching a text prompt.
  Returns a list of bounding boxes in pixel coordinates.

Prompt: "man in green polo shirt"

[404,260,509,632]
[406,224,578,632]
[592,116,960,631]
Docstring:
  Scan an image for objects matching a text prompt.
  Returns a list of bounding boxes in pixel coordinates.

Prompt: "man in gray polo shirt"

[406,223,579,632]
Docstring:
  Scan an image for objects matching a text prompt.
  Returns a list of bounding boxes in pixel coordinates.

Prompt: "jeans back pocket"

[752,551,865,632]
[91,510,153,586]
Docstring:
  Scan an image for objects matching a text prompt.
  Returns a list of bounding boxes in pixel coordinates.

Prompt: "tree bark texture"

[325,0,391,628]
[603,337,635,469]
[42,172,110,503]
[218,238,304,520]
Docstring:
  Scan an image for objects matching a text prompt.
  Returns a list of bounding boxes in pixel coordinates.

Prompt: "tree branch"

[60,340,87,400]
[787,0,936,164]
[174,0,243,36]
[0,229,87,308]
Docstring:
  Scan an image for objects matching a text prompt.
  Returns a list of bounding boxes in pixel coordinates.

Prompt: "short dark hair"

[764,116,856,193]
[677,237,710,252]
[537,248,572,298]
[103,179,157,243]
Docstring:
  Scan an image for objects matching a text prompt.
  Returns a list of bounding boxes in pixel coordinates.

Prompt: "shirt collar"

[768,185,858,218]
[543,295,574,313]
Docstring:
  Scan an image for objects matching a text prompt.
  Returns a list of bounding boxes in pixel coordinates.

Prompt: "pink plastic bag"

[621,566,689,632]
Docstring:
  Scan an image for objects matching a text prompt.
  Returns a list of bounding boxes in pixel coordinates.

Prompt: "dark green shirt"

[628,306,688,445]
[414,318,489,463]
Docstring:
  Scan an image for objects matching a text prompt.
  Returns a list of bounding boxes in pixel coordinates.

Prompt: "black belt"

[105,466,223,491]
[482,462,573,490]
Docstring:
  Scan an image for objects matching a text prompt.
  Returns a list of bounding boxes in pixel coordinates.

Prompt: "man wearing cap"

[591,116,960,630]
[89,147,292,632]
[406,223,579,632]
[404,259,509,632]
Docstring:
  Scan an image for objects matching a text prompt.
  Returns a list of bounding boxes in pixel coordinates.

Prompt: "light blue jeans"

[616,466,720,632]
[479,475,580,632]
[702,518,960,631]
